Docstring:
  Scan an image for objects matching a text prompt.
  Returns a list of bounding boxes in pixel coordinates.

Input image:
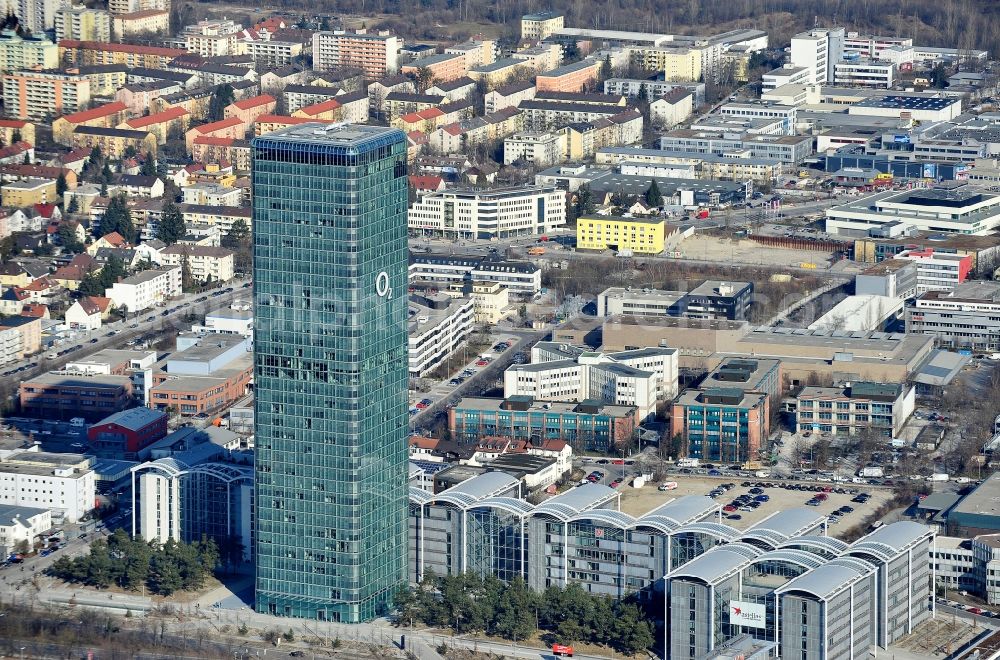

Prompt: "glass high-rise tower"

[251,124,409,623]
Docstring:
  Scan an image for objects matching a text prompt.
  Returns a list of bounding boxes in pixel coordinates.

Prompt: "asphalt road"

[410,328,546,431]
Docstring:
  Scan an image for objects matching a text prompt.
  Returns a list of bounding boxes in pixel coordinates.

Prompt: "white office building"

[408,293,475,378]
[503,342,678,422]
[0,451,96,523]
[825,187,1000,236]
[762,65,812,91]
[408,185,565,240]
[105,266,181,313]
[833,59,895,88]
[790,27,845,84]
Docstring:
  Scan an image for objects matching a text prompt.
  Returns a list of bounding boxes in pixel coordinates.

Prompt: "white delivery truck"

[858,466,884,478]
[677,458,700,468]
[927,473,949,482]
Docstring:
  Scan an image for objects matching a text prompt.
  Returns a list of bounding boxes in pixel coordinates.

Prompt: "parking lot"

[615,474,894,538]
[409,334,522,414]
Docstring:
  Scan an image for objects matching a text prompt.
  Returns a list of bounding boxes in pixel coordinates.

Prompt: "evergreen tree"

[574,183,596,218]
[208,84,236,121]
[100,195,135,243]
[67,196,79,214]
[599,55,612,82]
[57,222,83,253]
[101,162,113,184]
[180,251,196,292]
[221,218,251,274]
[155,200,185,245]
[55,172,67,200]
[22,152,29,164]
[140,152,156,176]
[11,128,21,143]
[644,180,663,207]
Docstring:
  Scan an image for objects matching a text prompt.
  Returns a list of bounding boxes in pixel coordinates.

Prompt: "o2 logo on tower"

[376,271,392,299]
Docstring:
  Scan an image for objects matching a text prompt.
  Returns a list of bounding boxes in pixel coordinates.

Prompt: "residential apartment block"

[311,30,400,78]
[54,5,111,41]
[2,69,91,119]
[408,293,475,378]
[160,245,234,283]
[105,266,181,312]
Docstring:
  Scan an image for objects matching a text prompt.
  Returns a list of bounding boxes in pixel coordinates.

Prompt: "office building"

[0,451,96,523]
[252,124,410,622]
[670,388,769,463]
[790,27,844,84]
[449,396,638,451]
[131,456,252,559]
[795,381,915,438]
[855,260,918,299]
[826,187,1000,237]
[19,372,134,421]
[666,518,931,660]
[87,407,168,458]
[847,94,962,122]
[658,130,813,163]
[311,31,400,78]
[597,281,754,321]
[894,248,971,293]
[150,334,252,417]
[905,281,1000,351]
[503,342,678,422]
[408,252,542,297]
[576,216,670,254]
[407,186,565,240]
[833,59,895,88]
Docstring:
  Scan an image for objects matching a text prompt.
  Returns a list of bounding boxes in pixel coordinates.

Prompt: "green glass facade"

[251,124,409,622]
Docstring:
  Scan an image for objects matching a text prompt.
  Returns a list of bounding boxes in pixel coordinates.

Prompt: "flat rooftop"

[455,396,635,416]
[605,314,749,331]
[22,372,132,388]
[251,122,403,148]
[172,333,246,362]
[852,95,958,111]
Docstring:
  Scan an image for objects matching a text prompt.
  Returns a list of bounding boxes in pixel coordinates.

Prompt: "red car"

[611,459,625,465]
[476,359,489,366]
[723,505,737,512]
[815,493,829,501]
[415,401,429,410]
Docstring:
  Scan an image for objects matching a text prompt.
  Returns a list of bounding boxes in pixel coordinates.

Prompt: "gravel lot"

[616,474,894,539]
[678,235,836,269]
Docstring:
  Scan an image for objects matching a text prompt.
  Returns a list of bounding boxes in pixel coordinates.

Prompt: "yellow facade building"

[2,177,57,208]
[576,215,668,254]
